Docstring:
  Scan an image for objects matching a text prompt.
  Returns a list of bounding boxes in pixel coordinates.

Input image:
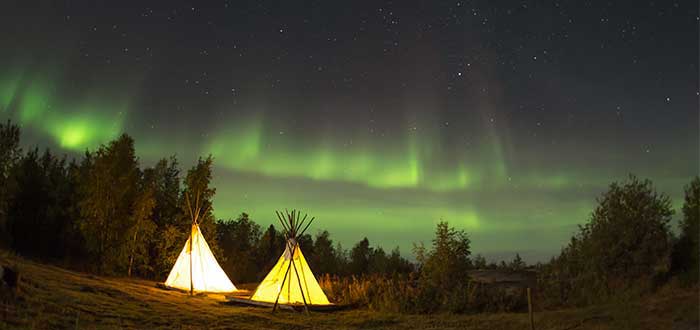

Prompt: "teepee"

[164,191,236,294]
[250,210,331,312]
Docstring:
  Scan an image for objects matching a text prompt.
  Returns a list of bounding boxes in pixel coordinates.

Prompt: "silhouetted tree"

[539,175,674,306]
[144,156,180,228]
[473,254,487,269]
[179,156,223,260]
[0,120,21,246]
[414,221,472,312]
[386,247,413,274]
[509,253,526,271]
[126,181,156,277]
[217,213,261,283]
[255,224,285,278]
[143,156,182,278]
[77,134,140,274]
[584,176,672,285]
[312,230,337,275]
[349,237,371,275]
[672,176,699,283]
[8,149,49,256]
[155,224,185,279]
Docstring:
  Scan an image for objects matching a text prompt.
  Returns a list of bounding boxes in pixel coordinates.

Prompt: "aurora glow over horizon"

[1,1,697,262]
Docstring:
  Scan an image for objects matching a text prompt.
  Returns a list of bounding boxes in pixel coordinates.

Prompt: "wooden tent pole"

[273,247,294,313]
[290,244,310,315]
[189,224,194,296]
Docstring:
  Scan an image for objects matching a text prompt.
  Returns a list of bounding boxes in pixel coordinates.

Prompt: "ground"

[0,251,697,330]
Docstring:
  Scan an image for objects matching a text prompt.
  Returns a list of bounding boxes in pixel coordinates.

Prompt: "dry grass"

[0,251,697,330]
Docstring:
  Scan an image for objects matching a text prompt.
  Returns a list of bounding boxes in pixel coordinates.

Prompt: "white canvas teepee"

[250,210,331,311]
[164,190,236,293]
[164,224,237,293]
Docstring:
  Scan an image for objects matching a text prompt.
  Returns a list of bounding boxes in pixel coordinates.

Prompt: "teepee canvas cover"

[164,224,237,293]
[249,210,331,311]
[164,190,236,293]
[250,238,330,305]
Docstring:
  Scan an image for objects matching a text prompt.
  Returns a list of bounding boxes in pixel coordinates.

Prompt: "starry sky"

[1,1,697,262]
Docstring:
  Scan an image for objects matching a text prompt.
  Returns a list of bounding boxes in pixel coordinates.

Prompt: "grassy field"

[1,251,697,330]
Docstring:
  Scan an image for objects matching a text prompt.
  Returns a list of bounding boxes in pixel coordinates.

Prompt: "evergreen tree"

[349,237,372,275]
[387,246,413,274]
[415,221,472,312]
[255,224,284,278]
[312,230,337,275]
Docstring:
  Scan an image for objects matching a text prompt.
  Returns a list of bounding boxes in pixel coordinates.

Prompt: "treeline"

[218,213,413,283]
[321,175,699,313]
[0,120,412,280]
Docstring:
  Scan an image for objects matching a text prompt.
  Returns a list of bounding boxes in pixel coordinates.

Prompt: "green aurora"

[0,67,695,262]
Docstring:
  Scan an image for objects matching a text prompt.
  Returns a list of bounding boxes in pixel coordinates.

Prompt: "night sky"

[1,1,697,262]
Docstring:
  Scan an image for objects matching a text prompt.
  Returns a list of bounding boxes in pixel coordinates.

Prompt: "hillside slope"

[0,251,697,330]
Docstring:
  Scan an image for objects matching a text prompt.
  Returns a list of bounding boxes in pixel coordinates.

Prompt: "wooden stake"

[290,246,310,315]
[189,225,194,296]
[527,287,535,330]
[272,249,294,313]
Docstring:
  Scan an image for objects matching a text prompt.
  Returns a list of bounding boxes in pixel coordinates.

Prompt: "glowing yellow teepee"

[250,210,331,311]
[164,190,236,293]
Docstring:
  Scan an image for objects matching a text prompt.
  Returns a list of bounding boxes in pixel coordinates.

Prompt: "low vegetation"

[1,250,697,330]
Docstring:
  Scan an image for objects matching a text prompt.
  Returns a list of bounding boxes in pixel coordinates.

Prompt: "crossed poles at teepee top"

[271,209,315,314]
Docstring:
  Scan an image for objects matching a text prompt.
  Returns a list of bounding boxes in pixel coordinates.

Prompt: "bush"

[319,273,530,314]
[538,175,675,307]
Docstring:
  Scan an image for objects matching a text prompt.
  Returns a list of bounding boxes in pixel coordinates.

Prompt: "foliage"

[508,253,526,271]
[254,224,286,278]
[77,134,141,274]
[6,149,76,259]
[310,230,338,275]
[126,183,156,277]
[671,177,699,284]
[347,237,412,277]
[349,238,371,275]
[414,221,472,312]
[0,119,21,246]
[217,213,261,283]
[144,156,182,278]
[154,224,186,278]
[473,254,487,268]
[538,175,675,307]
[179,156,222,261]
[143,156,180,228]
